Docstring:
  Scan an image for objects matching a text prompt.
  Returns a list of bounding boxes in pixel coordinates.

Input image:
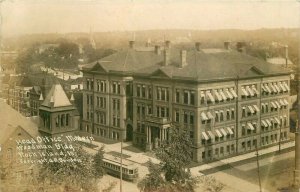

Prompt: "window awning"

[269,84,277,93]
[252,86,259,95]
[274,84,281,93]
[220,90,227,100]
[253,105,260,112]
[207,131,214,139]
[241,87,249,96]
[271,102,277,108]
[261,84,267,92]
[207,91,215,102]
[279,82,286,92]
[283,99,289,105]
[275,101,281,109]
[246,86,254,96]
[220,128,227,136]
[274,117,280,124]
[225,89,233,99]
[248,105,255,114]
[215,130,222,137]
[265,84,272,93]
[201,112,208,121]
[207,112,214,119]
[283,82,290,91]
[202,132,209,140]
[230,88,238,98]
[227,127,234,135]
[247,122,255,130]
[214,90,223,101]
[280,99,285,106]
[261,120,268,127]
[266,119,272,127]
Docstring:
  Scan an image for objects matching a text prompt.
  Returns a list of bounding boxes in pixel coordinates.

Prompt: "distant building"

[267,57,293,68]
[80,41,292,163]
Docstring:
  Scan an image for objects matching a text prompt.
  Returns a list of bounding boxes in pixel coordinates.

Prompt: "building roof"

[82,46,292,82]
[0,101,39,144]
[41,83,72,108]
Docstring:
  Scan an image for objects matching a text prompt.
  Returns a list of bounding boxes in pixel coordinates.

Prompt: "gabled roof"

[41,83,72,108]
[0,101,39,144]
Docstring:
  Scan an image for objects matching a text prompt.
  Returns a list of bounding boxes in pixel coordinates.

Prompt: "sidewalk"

[190,140,295,174]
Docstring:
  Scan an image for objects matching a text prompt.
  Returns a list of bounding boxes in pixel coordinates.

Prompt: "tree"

[92,145,105,178]
[138,128,199,192]
[37,143,99,192]
[199,176,225,192]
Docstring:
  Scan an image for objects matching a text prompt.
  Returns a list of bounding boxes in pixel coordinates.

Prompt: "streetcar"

[103,154,139,182]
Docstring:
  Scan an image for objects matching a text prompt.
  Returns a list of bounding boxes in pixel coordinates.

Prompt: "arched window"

[66,114,69,126]
[61,114,65,127]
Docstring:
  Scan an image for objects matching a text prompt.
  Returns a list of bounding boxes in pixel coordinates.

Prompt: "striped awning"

[274,117,280,124]
[201,112,208,121]
[246,86,254,96]
[214,90,223,101]
[207,112,214,119]
[202,132,209,140]
[252,86,259,95]
[207,91,215,102]
[241,87,249,96]
[230,88,238,98]
[283,82,290,91]
[261,120,268,127]
[266,119,272,127]
[227,127,234,135]
[207,131,215,139]
[271,102,277,108]
[215,130,222,137]
[226,89,233,99]
[248,105,255,114]
[247,122,255,130]
[220,128,227,136]
[253,105,260,112]
[275,101,281,109]
[279,82,286,92]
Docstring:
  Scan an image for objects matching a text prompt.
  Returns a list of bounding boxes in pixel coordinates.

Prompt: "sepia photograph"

[0,0,300,191]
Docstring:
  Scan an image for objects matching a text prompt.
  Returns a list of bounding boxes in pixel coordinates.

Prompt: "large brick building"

[81,41,291,163]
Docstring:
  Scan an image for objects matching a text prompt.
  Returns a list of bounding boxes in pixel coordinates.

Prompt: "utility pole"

[255,144,262,192]
[120,132,123,192]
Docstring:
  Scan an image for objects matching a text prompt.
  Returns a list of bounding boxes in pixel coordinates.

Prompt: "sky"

[1,0,300,37]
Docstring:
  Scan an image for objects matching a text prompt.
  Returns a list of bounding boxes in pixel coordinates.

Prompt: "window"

[157,87,169,101]
[190,91,195,105]
[200,91,205,104]
[184,91,189,104]
[176,90,180,103]
[184,112,188,124]
[148,105,152,115]
[175,110,180,122]
[190,113,194,124]
[113,82,121,94]
[137,85,141,97]
[231,108,235,119]
[141,86,146,98]
[242,107,246,118]
[148,86,152,99]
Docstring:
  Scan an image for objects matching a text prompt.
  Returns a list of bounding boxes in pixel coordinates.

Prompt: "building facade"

[81,41,291,163]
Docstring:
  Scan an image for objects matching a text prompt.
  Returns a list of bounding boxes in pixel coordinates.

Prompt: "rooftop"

[0,101,39,144]
[82,44,292,82]
[41,83,72,108]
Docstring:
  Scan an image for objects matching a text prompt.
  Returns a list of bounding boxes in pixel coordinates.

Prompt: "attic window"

[18,133,22,136]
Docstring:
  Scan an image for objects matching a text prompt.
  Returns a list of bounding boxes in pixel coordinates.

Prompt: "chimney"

[180,50,187,68]
[285,45,289,67]
[146,38,151,47]
[295,120,300,186]
[163,50,170,66]
[195,42,201,51]
[129,40,135,49]
[70,93,75,103]
[155,45,161,55]
[224,41,230,50]
[50,95,54,108]
[165,40,171,49]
